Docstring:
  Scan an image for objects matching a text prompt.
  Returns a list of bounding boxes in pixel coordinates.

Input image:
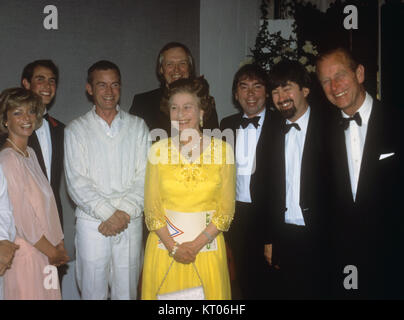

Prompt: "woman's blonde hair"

[0,87,44,134]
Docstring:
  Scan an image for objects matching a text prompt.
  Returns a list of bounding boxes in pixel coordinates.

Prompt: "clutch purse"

[156,260,205,300]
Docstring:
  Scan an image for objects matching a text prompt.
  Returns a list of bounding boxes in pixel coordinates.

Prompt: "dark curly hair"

[160,76,215,123]
[0,87,44,134]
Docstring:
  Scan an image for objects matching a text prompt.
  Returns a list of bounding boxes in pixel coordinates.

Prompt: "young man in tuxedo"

[220,64,276,299]
[129,42,219,137]
[316,47,404,299]
[261,60,331,299]
[22,60,65,229]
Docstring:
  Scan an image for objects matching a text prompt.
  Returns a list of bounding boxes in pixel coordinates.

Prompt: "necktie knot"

[339,112,362,130]
[283,122,301,134]
[240,116,260,129]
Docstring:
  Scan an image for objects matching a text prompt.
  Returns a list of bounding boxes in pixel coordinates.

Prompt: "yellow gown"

[141,137,235,300]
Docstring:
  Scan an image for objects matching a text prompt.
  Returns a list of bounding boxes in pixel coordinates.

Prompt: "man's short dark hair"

[231,63,269,109]
[156,42,196,86]
[87,60,121,84]
[268,59,311,91]
[21,60,59,85]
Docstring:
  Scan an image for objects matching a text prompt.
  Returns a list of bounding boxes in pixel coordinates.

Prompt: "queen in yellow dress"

[141,77,235,300]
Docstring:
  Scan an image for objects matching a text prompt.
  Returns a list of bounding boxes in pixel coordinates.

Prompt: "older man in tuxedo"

[316,47,404,299]
[130,42,219,138]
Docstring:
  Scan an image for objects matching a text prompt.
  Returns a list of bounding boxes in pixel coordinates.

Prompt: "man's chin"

[280,109,296,120]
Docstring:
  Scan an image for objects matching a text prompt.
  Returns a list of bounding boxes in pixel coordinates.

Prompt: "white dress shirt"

[342,92,373,201]
[93,105,123,138]
[236,108,266,203]
[284,107,310,226]
[35,112,52,181]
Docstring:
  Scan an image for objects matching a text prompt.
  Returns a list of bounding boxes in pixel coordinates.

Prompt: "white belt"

[158,209,217,252]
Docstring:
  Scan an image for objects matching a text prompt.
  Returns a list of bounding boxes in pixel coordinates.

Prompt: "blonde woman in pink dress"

[0,88,69,299]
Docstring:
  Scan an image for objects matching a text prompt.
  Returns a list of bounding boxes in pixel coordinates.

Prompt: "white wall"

[200,0,261,121]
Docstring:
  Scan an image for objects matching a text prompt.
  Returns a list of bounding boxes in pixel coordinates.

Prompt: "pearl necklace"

[6,138,29,158]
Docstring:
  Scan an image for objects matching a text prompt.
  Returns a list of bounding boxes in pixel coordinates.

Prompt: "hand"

[98,221,118,237]
[0,240,19,276]
[173,242,198,264]
[98,210,130,237]
[48,241,69,267]
[264,244,280,270]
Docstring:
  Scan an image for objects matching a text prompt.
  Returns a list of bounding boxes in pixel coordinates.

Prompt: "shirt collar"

[286,106,310,134]
[242,107,266,127]
[341,92,373,125]
[92,105,122,123]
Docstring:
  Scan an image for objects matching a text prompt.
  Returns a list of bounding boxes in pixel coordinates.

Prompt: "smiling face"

[6,103,37,143]
[22,66,56,107]
[317,52,366,116]
[271,81,309,122]
[235,77,268,118]
[169,92,203,133]
[160,47,190,85]
[86,69,121,112]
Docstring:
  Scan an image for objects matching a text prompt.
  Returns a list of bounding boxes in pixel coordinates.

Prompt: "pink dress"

[0,147,64,300]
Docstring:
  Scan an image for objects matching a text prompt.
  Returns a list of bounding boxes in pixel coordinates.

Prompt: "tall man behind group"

[316,47,404,299]
[130,42,219,137]
[64,60,150,299]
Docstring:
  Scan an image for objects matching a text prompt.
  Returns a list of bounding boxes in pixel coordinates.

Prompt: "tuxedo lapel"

[355,103,380,204]
[28,131,47,179]
[250,108,271,201]
[299,109,315,216]
[49,119,58,186]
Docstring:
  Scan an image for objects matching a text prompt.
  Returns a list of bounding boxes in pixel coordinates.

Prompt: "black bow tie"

[43,113,49,121]
[339,112,362,130]
[240,116,260,129]
[283,122,301,134]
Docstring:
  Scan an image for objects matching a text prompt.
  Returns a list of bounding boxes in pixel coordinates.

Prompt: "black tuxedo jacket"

[220,107,276,207]
[328,99,404,298]
[28,114,65,227]
[129,87,219,136]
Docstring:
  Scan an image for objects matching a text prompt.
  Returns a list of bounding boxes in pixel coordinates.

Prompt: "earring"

[200,117,203,128]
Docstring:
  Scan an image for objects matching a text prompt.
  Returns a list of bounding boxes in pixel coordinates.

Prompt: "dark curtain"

[381,0,403,109]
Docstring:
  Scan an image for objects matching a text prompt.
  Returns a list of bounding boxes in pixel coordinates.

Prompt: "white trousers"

[75,217,143,300]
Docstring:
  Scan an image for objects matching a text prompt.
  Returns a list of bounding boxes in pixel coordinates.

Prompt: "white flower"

[302,41,314,54]
[306,65,316,73]
[299,56,308,65]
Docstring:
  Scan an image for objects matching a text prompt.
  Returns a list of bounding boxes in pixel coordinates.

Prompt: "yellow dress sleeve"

[144,143,166,231]
[211,141,236,231]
